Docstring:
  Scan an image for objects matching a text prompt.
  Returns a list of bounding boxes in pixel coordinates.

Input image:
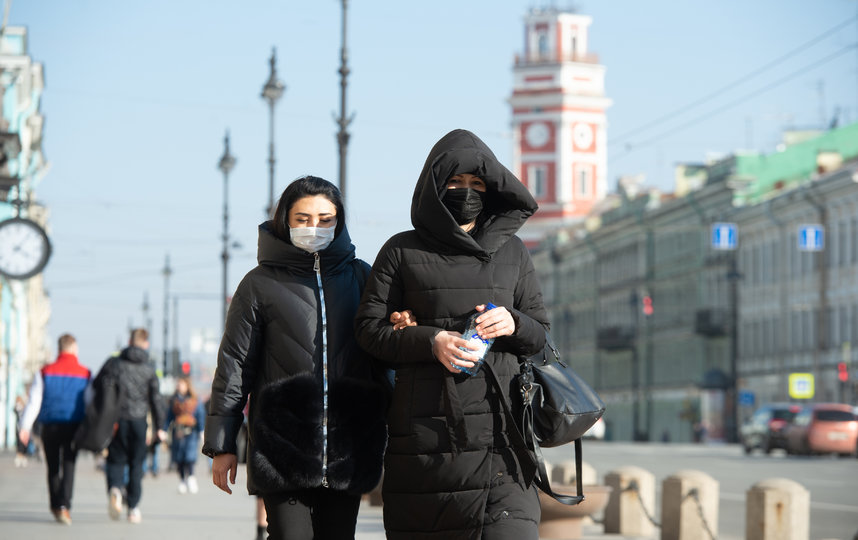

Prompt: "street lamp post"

[161,254,172,375]
[261,48,285,217]
[335,0,354,203]
[218,131,236,333]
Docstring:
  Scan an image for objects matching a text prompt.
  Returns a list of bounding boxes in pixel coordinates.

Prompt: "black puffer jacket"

[203,222,387,495]
[115,346,165,428]
[355,129,549,539]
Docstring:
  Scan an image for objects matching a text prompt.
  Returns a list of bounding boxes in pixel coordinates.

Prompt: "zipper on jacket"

[314,252,330,488]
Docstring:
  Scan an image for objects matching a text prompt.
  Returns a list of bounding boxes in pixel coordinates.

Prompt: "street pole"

[218,131,236,333]
[261,48,285,217]
[629,290,641,441]
[161,254,172,376]
[727,254,741,443]
[336,0,354,204]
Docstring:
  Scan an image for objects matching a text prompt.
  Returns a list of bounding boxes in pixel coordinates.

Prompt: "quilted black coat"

[203,221,387,496]
[355,129,549,539]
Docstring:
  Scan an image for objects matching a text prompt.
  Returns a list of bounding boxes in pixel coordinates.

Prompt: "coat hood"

[256,220,356,276]
[411,129,537,259]
[119,346,150,364]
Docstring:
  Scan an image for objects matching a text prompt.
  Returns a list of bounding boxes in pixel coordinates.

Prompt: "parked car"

[740,403,800,454]
[784,403,858,457]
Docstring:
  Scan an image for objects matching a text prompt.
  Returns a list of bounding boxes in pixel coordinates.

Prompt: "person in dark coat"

[355,129,549,540]
[203,176,406,540]
[165,376,205,494]
[105,328,167,524]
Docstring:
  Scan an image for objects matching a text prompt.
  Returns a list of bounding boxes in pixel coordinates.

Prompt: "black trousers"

[106,418,148,509]
[262,488,361,540]
[40,422,80,510]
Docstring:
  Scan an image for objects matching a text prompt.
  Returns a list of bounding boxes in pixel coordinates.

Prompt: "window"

[576,167,591,197]
[537,33,549,57]
[528,165,547,199]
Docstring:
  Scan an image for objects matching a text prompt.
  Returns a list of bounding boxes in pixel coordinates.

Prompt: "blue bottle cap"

[486,302,497,310]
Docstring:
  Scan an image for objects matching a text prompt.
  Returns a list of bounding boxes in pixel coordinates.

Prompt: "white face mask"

[289,225,336,253]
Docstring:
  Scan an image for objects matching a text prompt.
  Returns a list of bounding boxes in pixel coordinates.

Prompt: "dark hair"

[272,176,345,240]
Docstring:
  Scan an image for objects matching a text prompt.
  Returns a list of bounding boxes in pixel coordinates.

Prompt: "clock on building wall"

[0,216,52,280]
[525,121,551,148]
[573,122,594,150]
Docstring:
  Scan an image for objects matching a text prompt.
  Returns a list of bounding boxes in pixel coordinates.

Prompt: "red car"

[784,403,858,457]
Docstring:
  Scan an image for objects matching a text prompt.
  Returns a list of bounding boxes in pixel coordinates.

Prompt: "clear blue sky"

[12,0,856,372]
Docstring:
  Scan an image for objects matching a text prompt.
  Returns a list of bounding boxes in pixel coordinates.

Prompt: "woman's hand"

[212,453,238,494]
[474,304,516,339]
[390,309,417,330]
[432,330,479,373]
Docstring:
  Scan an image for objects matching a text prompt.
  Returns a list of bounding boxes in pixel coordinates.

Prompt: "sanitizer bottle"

[453,303,497,376]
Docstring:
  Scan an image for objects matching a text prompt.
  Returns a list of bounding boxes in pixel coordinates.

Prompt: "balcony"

[597,325,635,351]
[695,308,728,337]
[515,52,600,66]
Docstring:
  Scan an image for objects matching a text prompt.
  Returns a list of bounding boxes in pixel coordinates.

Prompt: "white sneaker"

[108,487,123,520]
[178,480,188,494]
[128,507,142,524]
[187,476,199,494]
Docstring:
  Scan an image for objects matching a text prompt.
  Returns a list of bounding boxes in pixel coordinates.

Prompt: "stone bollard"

[551,460,597,486]
[604,465,657,537]
[661,470,719,540]
[746,478,809,540]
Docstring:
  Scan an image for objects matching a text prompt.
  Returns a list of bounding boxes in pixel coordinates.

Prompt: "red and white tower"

[510,8,611,246]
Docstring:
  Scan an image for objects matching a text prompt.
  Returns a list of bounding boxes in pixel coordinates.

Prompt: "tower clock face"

[0,217,52,280]
[573,123,594,150]
[525,121,550,149]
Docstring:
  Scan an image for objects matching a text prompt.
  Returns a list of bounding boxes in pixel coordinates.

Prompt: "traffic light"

[181,361,191,376]
[837,362,848,382]
[642,295,653,317]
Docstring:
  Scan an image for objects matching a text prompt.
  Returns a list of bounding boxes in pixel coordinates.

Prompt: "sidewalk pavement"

[1,450,626,539]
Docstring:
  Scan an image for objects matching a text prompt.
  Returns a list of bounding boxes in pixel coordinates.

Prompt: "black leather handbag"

[521,332,605,448]
[485,332,605,506]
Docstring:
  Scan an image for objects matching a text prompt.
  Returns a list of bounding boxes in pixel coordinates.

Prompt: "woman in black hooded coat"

[355,130,549,540]
[203,176,398,540]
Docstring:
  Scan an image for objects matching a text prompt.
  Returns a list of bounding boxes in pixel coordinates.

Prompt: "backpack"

[73,357,123,452]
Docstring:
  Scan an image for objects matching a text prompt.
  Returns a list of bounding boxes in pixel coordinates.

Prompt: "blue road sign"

[798,224,824,252]
[738,390,755,406]
[711,222,737,250]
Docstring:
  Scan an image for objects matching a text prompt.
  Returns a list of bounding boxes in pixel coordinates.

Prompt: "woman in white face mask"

[205,176,414,540]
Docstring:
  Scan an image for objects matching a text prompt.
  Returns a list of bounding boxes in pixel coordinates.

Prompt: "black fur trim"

[326,376,388,493]
[252,373,324,490]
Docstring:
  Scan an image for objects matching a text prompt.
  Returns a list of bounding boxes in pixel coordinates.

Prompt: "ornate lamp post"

[261,48,285,217]
[218,130,236,332]
[335,0,354,204]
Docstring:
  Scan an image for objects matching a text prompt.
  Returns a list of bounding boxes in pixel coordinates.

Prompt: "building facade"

[533,122,858,443]
[0,26,51,449]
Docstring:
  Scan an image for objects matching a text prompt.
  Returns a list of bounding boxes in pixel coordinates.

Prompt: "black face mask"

[442,188,485,225]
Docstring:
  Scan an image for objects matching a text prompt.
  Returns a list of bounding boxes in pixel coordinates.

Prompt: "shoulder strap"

[483,360,584,505]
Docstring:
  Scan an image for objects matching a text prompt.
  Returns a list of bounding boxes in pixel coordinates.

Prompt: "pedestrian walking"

[203,176,406,540]
[165,375,205,494]
[18,333,91,525]
[103,328,167,524]
[355,129,550,539]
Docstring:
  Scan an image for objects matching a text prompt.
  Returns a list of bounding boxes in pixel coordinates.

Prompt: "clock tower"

[510,8,611,246]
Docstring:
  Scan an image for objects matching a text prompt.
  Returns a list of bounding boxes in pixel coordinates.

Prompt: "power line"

[610,42,858,164]
[610,15,858,147]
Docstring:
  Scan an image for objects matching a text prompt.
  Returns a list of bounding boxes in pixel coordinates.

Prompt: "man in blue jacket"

[19,334,91,525]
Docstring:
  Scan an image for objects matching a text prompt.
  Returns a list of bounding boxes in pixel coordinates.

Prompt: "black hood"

[411,129,537,260]
[119,346,150,364]
[256,220,356,277]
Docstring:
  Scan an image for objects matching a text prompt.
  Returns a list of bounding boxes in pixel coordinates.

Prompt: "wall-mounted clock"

[0,217,52,280]
[573,123,594,150]
[525,121,551,148]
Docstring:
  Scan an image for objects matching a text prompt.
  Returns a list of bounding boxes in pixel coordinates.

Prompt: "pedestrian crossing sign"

[788,373,814,399]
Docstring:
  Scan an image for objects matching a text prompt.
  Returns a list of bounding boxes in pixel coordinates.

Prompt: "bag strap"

[483,360,584,505]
